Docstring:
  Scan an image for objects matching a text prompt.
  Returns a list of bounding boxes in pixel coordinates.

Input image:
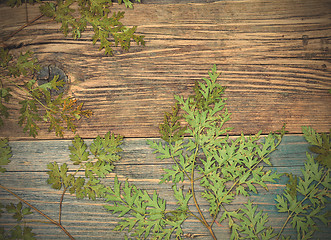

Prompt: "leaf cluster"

[0,48,92,137]
[38,0,144,55]
[113,66,284,239]
[0,202,36,240]
[233,200,277,240]
[47,132,123,200]
[0,119,35,240]
[104,176,190,239]
[0,49,39,127]
[302,126,330,168]
[275,127,330,239]
[18,76,92,137]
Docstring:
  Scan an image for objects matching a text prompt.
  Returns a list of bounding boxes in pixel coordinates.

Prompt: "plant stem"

[58,163,85,224]
[2,13,45,44]
[59,187,68,224]
[191,145,217,240]
[7,78,55,114]
[0,183,75,240]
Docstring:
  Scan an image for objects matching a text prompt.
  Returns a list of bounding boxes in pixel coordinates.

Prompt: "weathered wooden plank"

[0,0,330,140]
[0,136,330,239]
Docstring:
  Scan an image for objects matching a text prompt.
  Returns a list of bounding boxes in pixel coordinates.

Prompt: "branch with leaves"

[0,201,35,240]
[0,131,123,239]
[103,66,329,240]
[144,65,286,240]
[0,138,74,239]
[1,65,329,239]
[47,131,123,226]
[102,65,284,239]
[0,47,92,137]
[275,126,330,240]
[2,0,145,56]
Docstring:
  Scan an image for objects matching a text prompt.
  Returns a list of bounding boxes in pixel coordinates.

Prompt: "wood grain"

[0,0,330,140]
[0,135,330,239]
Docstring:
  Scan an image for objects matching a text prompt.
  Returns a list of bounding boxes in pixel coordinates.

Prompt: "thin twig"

[191,145,217,240]
[0,184,75,240]
[2,13,45,44]
[59,187,68,224]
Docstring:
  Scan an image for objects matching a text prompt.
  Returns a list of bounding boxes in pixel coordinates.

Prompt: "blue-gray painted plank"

[0,135,330,239]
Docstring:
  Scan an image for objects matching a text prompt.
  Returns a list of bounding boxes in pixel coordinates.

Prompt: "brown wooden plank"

[0,0,330,140]
[0,136,330,239]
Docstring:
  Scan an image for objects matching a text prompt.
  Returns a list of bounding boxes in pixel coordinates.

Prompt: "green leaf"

[46,162,73,190]
[104,175,184,239]
[159,103,187,143]
[302,126,323,146]
[47,132,123,201]
[302,126,331,168]
[22,226,36,240]
[41,0,144,56]
[3,51,91,138]
[90,132,123,163]
[235,200,277,239]
[85,160,114,178]
[18,99,41,137]
[5,202,32,223]
[145,65,288,239]
[69,134,89,165]
[147,140,171,160]
[276,149,330,239]
[172,185,192,214]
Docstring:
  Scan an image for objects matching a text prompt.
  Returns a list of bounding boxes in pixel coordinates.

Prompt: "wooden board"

[0,135,330,239]
[0,0,330,140]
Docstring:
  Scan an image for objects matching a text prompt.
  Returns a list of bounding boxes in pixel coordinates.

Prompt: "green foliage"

[1,62,329,240]
[0,49,39,128]
[47,132,123,200]
[0,138,12,173]
[275,128,330,240]
[136,65,285,239]
[0,48,39,78]
[159,103,187,143]
[104,176,188,239]
[0,48,92,137]
[230,200,277,240]
[38,0,144,55]
[0,202,36,240]
[18,77,92,137]
[302,126,330,168]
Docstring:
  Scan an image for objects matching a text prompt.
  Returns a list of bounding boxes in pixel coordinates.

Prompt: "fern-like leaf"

[104,176,185,239]
[302,126,331,168]
[47,132,122,200]
[0,202,36,240]
[276,152,330,239]
[38,0,144,56]
[147,65,285,239]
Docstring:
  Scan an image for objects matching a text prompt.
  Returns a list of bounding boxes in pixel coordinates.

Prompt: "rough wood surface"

[0,135,330,239]
[0,0,330,140]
